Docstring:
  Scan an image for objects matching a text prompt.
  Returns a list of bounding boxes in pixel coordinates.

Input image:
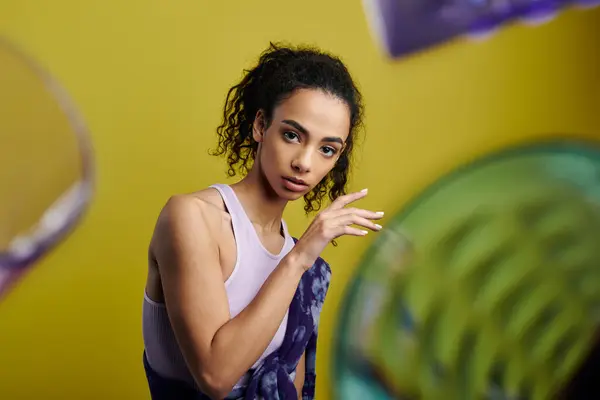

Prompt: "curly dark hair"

[210,42,364,213]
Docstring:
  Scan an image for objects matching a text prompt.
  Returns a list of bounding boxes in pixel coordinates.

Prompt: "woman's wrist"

[282,248,313,274]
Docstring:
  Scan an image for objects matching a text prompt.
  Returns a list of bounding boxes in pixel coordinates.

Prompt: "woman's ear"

[252,110,266,143]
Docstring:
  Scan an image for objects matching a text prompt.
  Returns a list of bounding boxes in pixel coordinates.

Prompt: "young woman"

[142,43,382,399]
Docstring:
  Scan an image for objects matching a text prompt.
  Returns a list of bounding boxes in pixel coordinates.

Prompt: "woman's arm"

[152,195,306,399]
[294,351,306,399]
[153,190,379,399]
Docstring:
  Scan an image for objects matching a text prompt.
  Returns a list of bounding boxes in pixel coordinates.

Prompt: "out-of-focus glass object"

[334,140,600,399]
[0,37,94,300]
[362,0,600,58]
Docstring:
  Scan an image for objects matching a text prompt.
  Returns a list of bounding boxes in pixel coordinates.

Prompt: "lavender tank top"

[142,183,295,388]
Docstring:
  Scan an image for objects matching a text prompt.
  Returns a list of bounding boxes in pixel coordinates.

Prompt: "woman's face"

[253,88,351,202]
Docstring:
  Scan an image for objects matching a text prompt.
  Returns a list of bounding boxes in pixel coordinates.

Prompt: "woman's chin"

[277,188,307,201]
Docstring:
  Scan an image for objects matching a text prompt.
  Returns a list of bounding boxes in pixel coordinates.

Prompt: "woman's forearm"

[198,252,306,398]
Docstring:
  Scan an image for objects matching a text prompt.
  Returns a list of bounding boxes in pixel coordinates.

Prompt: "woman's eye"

[321,146,337,157]
[283,131,299,142]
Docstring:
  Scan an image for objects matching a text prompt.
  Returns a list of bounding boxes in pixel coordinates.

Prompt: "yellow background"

[1,1,599,398]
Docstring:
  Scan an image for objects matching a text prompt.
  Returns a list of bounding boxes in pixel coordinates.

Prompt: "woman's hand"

[291,189,383,270]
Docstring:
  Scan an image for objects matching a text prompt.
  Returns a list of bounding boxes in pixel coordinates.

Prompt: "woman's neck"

[230,169,288,234]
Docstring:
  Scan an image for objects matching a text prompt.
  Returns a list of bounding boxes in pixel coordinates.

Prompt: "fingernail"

[361,230,369,235]
[360,188,368,193]
[376,211,384,216]
[375,224,382,230]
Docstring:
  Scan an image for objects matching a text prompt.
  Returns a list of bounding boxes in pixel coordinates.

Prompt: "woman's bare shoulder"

[152,188,229,245]
[188,187,227,211]
[167,188,226,219]
[146,189,230,301]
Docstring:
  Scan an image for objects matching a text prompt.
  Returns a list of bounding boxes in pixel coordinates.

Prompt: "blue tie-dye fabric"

[143,237,332,400]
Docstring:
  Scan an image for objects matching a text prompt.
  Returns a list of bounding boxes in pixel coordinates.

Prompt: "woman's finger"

[337,225,370,237]
[328,189,368,211]
[330,207,384,220]
[339,214,382,232]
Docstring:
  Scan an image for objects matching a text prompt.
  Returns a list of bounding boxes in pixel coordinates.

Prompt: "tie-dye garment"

[143,239,332,400]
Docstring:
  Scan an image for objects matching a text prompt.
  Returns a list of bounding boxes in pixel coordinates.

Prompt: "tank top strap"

[210,183,252,232]
[210,183,294,258]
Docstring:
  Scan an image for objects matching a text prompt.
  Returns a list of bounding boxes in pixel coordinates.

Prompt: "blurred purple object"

[576,0,600,7]
[362,0,599,58]
[0,37,94,301]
